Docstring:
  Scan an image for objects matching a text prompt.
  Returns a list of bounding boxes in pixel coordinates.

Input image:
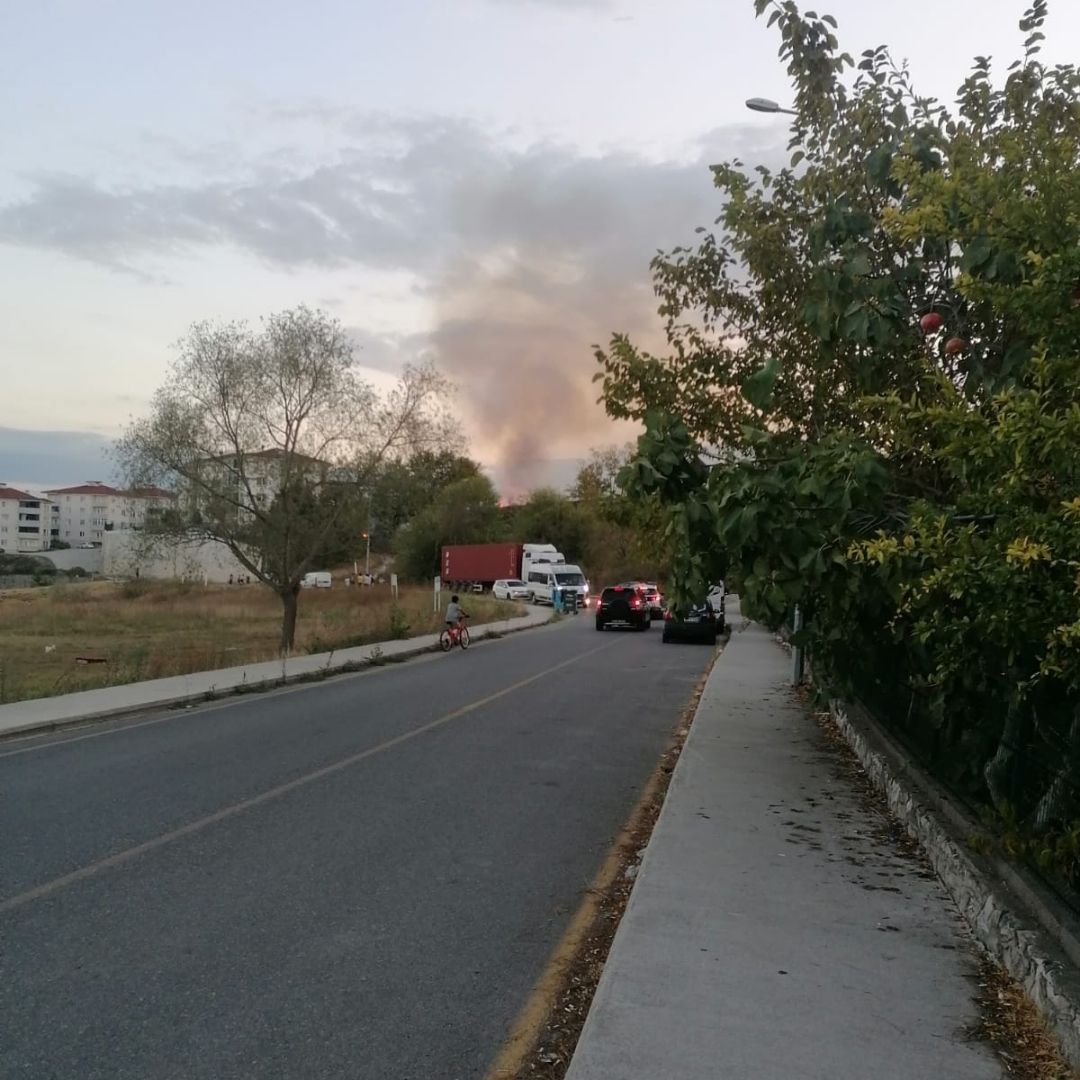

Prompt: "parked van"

[526,564,589,607]
[301,571,332,589]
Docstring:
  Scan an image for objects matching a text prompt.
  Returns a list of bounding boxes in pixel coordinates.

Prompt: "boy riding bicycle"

[445,594,468,636]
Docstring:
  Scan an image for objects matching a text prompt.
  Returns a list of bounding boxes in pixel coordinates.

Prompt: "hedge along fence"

[595,4,1080,893]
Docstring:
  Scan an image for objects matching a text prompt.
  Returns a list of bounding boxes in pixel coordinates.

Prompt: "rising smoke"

[426,147,739,497]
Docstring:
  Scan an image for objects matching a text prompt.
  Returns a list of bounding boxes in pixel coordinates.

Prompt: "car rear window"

[602,586,637,601]
[506,580,524,587]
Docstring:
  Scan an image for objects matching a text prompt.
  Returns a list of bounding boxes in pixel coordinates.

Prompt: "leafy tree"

[119,306,455,651]
[395,474,503,581]
[367,451,480,551]
[510,488,590,562]
[600,0,1080,867]
[573,447,673,585]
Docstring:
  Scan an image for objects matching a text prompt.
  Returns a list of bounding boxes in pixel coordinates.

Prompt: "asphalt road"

[0,614,713,1080]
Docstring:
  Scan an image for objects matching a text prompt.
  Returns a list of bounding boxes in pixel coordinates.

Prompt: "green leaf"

[742,357,781,411]
[865,145,893,189]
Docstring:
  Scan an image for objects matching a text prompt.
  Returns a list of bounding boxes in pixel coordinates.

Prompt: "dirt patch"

[489,643,721,1080]
[974,958,1079,1080]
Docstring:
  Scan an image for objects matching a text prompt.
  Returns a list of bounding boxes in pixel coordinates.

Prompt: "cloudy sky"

[3,0,1076,492]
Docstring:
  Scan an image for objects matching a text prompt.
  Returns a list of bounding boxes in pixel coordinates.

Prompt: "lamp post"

[749,91,803,684]
[745,96,799,116]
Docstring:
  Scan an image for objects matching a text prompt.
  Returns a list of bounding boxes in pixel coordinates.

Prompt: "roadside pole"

[791,605,804,685]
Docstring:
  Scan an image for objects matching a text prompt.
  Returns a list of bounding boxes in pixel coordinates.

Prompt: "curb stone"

[830,696,1080,1066]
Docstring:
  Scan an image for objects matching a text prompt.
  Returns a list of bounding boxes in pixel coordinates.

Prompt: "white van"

[526,564,589,606]
[301,571,332,589]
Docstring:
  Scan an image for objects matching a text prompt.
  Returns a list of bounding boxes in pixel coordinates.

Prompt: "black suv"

[596,585,651,631]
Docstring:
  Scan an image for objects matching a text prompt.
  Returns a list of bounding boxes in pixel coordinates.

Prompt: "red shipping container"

[441,543,523,584]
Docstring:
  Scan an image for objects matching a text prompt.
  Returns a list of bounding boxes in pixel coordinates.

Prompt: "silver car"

[493,578,531,601]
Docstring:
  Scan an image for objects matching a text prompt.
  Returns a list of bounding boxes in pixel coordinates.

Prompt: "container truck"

[441,541,590,596]
[441,543,523,590]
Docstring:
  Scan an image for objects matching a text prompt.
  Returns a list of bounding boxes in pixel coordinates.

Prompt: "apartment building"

[44,482,174,546]
[0,485,53,553]
[188,449,334,520]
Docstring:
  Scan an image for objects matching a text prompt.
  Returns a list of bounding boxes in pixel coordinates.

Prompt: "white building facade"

[0,485,53,553]
[44,482,175,546]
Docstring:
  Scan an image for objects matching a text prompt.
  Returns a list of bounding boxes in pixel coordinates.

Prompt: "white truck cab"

[521,543,565,582]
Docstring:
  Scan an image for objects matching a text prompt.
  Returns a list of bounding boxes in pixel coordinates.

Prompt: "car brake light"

[630,596,641,608]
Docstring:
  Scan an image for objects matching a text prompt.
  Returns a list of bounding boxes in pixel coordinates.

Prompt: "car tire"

[662,631,672,643]
[595,619,605,631]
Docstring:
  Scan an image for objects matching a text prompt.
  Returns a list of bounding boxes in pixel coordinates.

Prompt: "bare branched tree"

[118,306,456,651]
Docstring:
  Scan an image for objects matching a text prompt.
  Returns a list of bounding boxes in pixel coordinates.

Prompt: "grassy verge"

[0,581,524,703]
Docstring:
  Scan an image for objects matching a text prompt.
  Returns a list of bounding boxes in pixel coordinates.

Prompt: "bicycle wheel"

[458,627,471,650]
[439,629,453,652]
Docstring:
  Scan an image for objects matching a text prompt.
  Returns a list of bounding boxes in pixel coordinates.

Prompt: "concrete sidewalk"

[0,607,552,740]
[566,599,1000,1080]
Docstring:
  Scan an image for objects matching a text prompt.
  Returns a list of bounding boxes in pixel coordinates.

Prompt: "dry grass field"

[0,579,524,703]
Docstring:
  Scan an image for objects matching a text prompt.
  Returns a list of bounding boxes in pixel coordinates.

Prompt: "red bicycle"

[439,618,471,652]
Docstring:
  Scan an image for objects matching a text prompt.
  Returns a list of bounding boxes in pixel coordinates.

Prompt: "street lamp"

[748,90,802,679]
[362,530,370,584]
[745,96,799,116]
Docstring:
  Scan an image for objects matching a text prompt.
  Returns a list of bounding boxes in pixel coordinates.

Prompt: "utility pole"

[791,605,804,685]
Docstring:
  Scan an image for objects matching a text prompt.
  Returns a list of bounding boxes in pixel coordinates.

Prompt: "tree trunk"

[280,585,300,655]
[1033,704,1080,830]
[984,701,1027,815]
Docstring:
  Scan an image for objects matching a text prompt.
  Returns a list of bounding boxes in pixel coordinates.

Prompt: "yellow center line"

[0,640,616,916]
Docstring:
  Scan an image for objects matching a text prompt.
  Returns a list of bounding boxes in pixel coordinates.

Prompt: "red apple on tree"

[944,336,967,356]
[920,312,944,333]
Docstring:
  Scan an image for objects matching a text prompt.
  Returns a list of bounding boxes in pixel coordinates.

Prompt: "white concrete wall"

[103,532,252,583]
[42,547,105,574]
